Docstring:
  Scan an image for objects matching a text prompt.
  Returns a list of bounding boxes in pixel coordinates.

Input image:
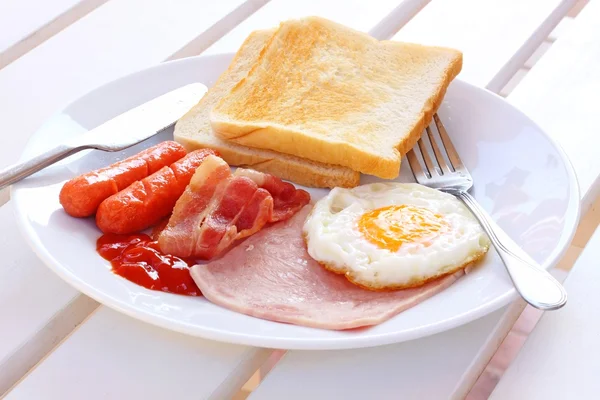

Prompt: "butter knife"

[0,82,207,191]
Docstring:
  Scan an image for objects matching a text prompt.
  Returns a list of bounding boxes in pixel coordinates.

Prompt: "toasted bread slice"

[210,17,462,179]
[174,29,360,189]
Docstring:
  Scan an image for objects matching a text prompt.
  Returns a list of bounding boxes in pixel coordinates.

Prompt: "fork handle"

[0,144,85,191]
[455,191,567,310]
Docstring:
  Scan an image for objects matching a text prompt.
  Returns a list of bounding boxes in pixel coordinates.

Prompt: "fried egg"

[303,183,490,290]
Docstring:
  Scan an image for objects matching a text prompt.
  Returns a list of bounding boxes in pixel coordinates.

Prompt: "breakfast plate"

[11,53,580,350]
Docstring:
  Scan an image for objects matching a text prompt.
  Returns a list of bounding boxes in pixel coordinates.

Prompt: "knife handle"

[0,144,85,191]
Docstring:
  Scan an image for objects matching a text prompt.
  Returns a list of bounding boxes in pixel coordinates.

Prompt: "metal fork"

[407,114,567,310]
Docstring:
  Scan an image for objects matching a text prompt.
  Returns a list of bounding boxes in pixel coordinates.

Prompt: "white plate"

[11,54,580,350]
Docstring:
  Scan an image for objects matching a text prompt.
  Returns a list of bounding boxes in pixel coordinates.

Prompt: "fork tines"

[407,114,465,180]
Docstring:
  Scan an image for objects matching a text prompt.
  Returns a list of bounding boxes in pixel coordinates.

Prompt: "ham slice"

[191,205,464,330]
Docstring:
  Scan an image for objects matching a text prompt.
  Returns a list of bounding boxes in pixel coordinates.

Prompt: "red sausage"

[59,141,187,217]
[96,149,218,234]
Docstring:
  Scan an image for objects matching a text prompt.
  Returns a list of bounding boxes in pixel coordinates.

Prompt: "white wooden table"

[1,0,599,398]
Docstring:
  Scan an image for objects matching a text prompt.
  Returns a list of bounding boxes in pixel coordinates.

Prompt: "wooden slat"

[251,1,579,398]
[0,0,111,70]
[0,204,98,395]
[0,0,265,394]
[548,17,574,42]
[4,308,271,400]
[0,0,81,52]
[489,229,600,399]
[0,0,266,168]
[507,0,600,213]
[201,0,429,56]
[0,189,9,208]
[250,304,525,400]
[491,5,600,394]
[393,0,576,92]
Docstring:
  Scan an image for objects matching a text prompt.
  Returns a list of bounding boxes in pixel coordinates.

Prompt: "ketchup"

[97,234,201,296]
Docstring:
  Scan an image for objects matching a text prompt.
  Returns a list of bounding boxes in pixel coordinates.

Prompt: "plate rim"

[10,54,581,350]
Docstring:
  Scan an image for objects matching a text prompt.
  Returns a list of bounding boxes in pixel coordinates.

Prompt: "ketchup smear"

[97,233,201,296]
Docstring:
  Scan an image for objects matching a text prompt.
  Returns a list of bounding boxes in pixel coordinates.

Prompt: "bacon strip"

[158,156,230,257]
[158,155,310,259]
[194,177,259,259]
[235,188,273,238]
[234,169,311,221]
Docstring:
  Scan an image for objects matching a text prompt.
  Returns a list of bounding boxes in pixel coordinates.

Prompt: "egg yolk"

[358,205,449,252]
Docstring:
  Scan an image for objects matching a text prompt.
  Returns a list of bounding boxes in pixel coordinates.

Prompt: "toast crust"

[177,134,359,188]
[211,17,463,179]
[174,28,360,189]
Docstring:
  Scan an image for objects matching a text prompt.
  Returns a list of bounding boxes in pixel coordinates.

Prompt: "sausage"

[59,141,187,217]
[96,148,218,234]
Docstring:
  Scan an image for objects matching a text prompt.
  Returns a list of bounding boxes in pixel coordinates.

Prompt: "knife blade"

[0,82,207,191]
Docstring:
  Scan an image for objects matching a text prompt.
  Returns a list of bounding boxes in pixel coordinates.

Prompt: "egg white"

[303,182,491,290]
